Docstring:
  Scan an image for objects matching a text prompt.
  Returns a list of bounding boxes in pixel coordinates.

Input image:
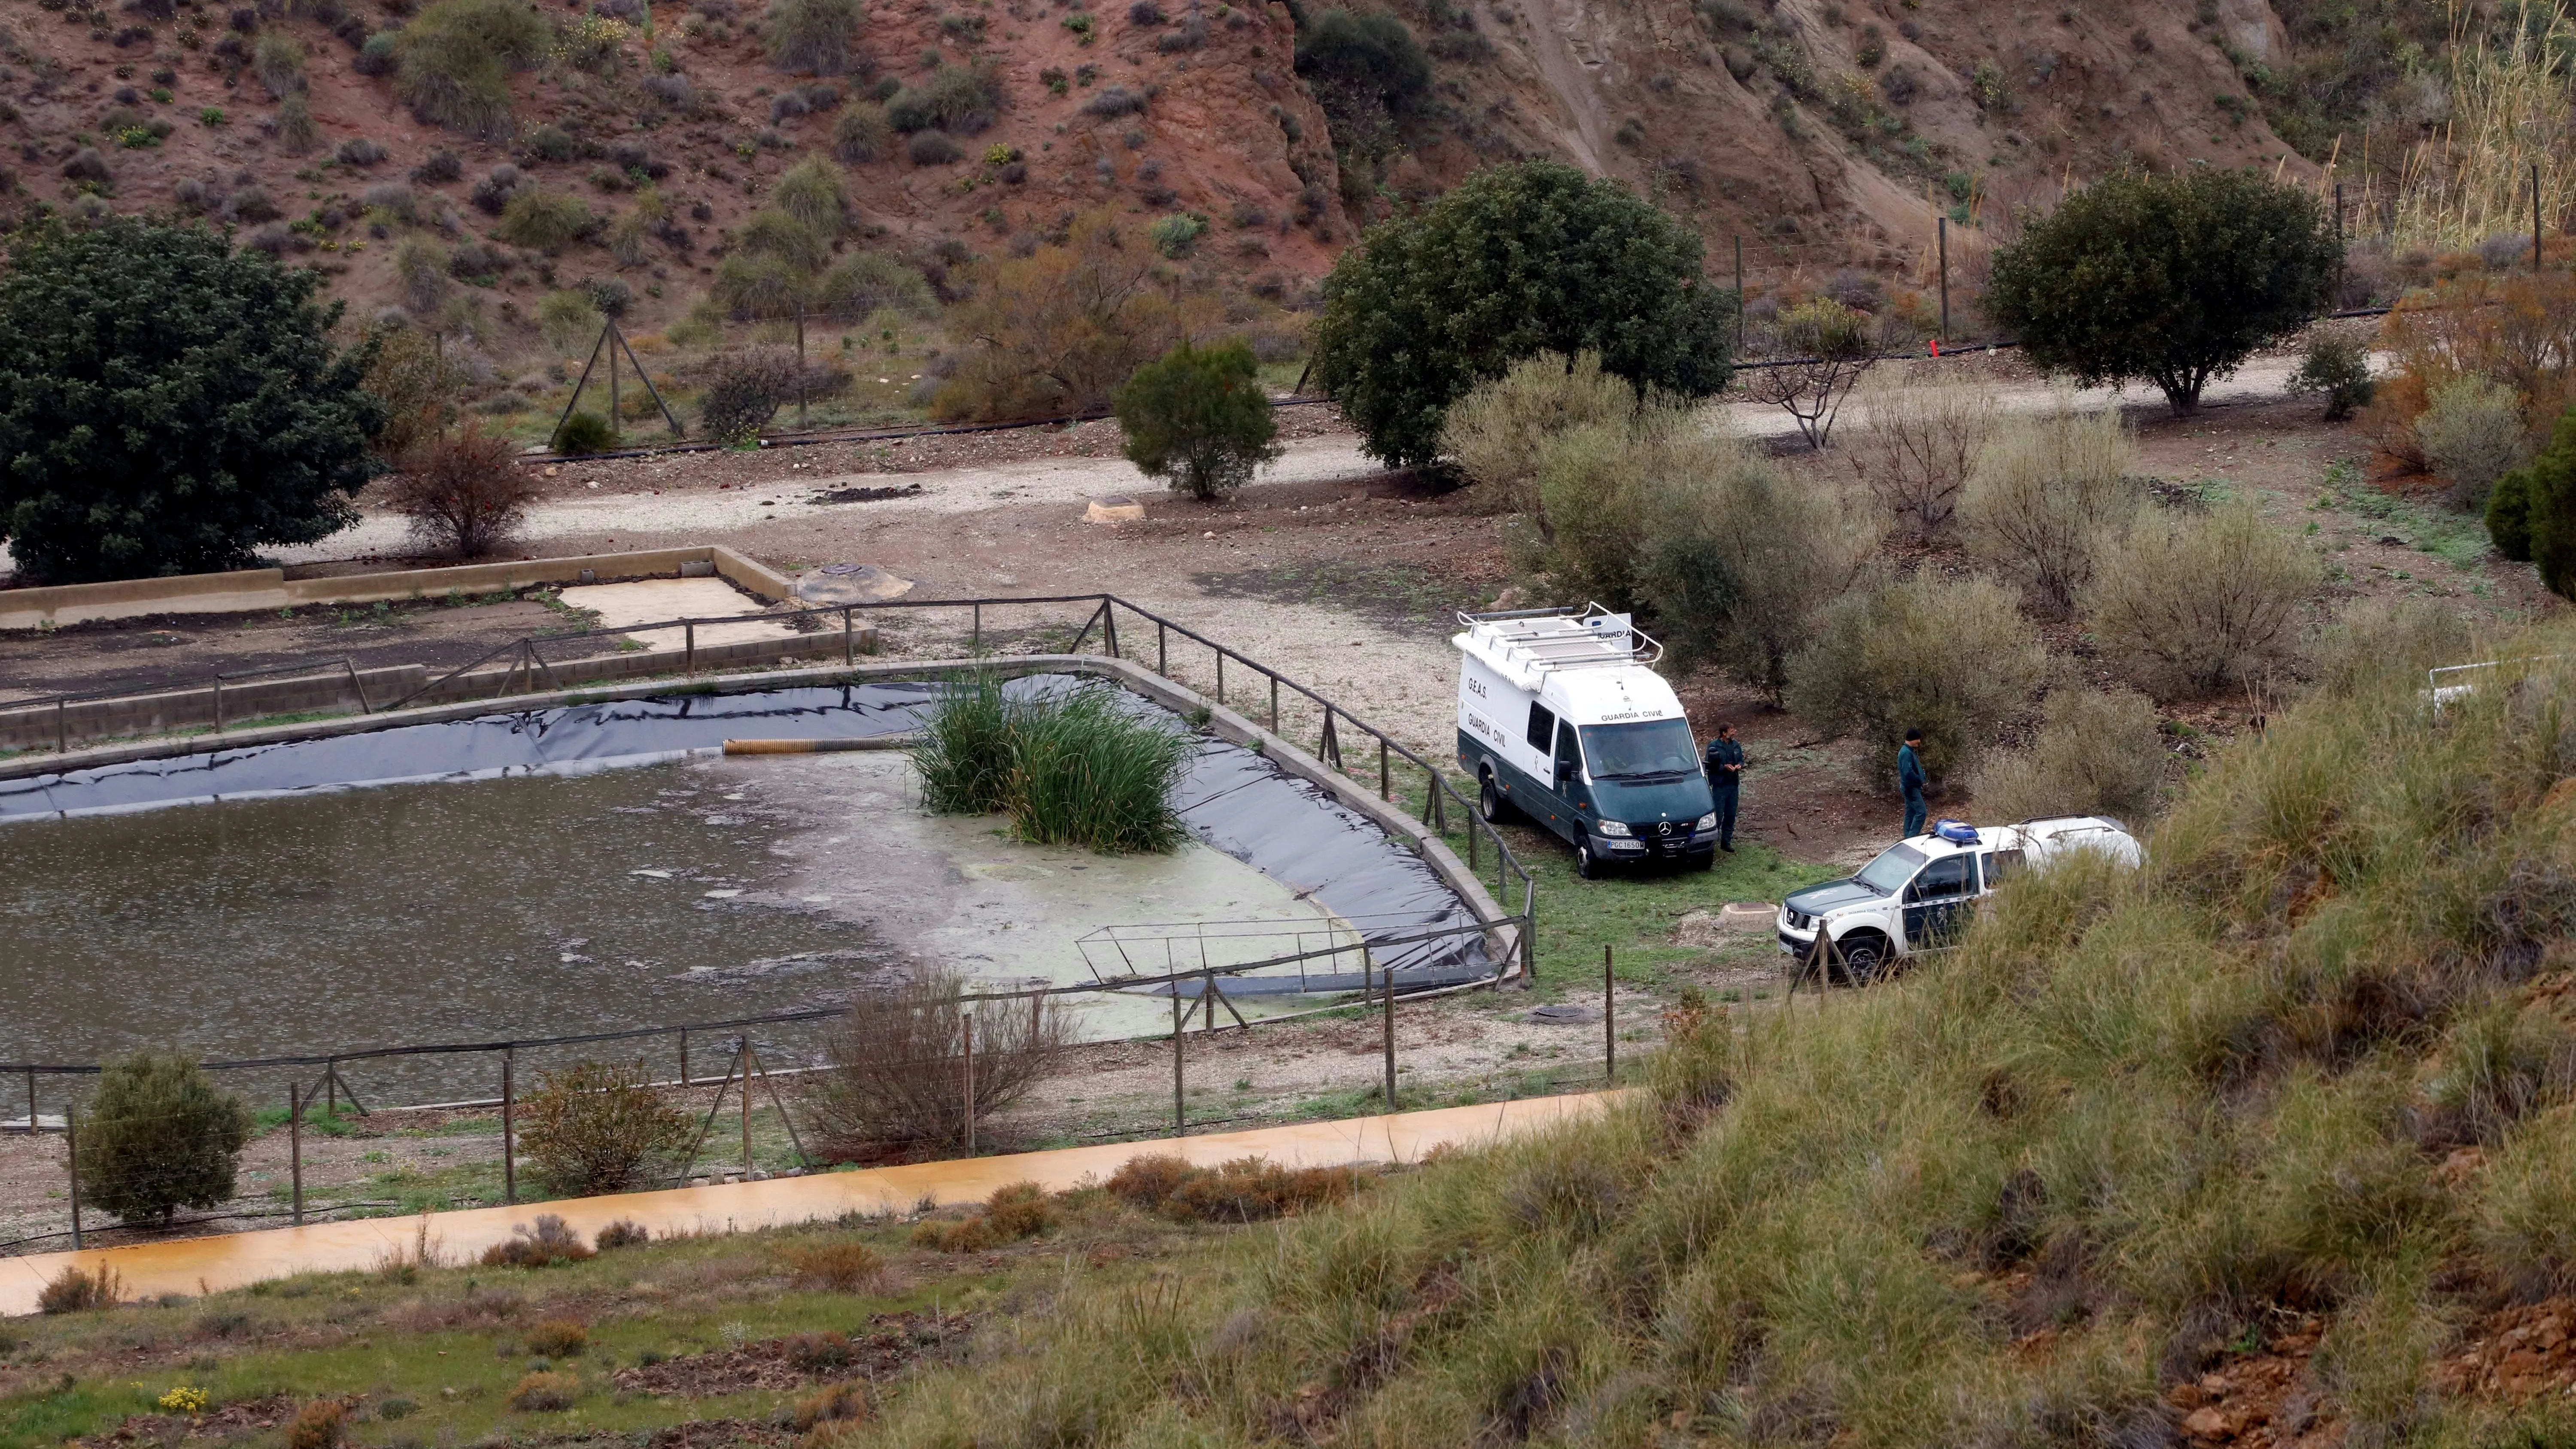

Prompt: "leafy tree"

[0,217,383,583]
[1309,160,1735,470]
[2494,407,2576,599]
[1114,339,1282,500]
[1984,167,2340,415]
[73,1048,255,1227]
[1294,7,1429,154]
[934,210,1220,422]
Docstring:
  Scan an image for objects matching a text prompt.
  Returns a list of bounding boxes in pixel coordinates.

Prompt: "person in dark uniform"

[1702,722,1744,851]
[1898,727,1928,839]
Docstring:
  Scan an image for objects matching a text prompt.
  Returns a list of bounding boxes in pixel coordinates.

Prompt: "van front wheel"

[1478,772,1512,824]
[1575,840,1602,880]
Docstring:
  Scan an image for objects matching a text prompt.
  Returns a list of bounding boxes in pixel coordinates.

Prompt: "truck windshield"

[1854,842,1927,895]
[1577,719,1700,781]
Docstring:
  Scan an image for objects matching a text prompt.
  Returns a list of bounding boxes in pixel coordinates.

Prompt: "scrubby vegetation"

[806,964,1072,1153]
[392,0,552,139]
[73,1049,255,1227]
[383,423,541,557]
[515,1060,690,1195]
[914,674,1192,852]
[1115,338,1282,500]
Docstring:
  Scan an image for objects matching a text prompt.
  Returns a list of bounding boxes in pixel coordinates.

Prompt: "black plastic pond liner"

[0,676,1495,993]
[0,682,943,821]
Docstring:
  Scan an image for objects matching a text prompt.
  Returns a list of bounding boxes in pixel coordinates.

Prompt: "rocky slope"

[0,0,2337,350]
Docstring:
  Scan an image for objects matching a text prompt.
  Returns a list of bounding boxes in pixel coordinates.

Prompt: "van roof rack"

[1455,603,1663,672]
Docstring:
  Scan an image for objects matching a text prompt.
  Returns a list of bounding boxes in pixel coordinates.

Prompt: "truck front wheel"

[1835,931,1891,984]
[1479,770,1513,824]
[1575,839,1604,880]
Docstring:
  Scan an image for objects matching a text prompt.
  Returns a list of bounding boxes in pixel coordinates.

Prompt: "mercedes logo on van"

[1656,821,1673,837]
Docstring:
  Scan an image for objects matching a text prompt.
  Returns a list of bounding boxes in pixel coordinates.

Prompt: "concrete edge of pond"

[0,1093,1620,1315]
[0,653,1529,984]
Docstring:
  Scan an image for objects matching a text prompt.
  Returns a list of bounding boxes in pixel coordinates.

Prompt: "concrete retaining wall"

[0,625,873,752]
[0,546,795,631]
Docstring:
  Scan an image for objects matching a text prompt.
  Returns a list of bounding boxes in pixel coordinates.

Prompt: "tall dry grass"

[853,619,2576,1449]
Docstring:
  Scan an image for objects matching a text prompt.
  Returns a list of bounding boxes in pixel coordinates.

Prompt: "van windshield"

[1578,719,1700,781]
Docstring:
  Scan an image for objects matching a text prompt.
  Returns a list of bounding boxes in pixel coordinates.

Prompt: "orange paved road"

[0,1094,1612,1317]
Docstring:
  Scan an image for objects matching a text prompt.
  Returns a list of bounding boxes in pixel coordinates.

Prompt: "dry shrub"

[285,1400,344,1449]
[805,965,1071,1154]
[793,1379,872,1432]
[2415,372,2530,509]
[1841,360,2000,539]
[696,346,850,445]
[1784,572,2048,787]
[1966,687,2165,826]
[782,1239,887,1292]
[2380,266,2576,428]
[524,1319,588,1358]
[911,1182,1054,1252]
[36,1263,120,1315]
[933,210,1222,422]
[1645,436,1879,697]
[784,1331,857,1373]
[2085,498,2320,700]
[507,1370,580,1413]
[2357,365,2433,472]
[2307,595,2476,697]
[594,1218,650,1251]
[1960,402,2142,617]
[385,424,540,558]
[1438,349,1639,514]
[516,1059,689,1196]
[1104,1154,1363,1222]
[481,1214,596,1269]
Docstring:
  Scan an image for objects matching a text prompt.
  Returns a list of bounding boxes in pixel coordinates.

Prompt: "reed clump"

[912,675,1190,854]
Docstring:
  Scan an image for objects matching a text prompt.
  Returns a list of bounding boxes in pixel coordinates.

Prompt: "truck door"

[1902,854,1977,949]
[1518,701,1571,837]
[1551,717,1589,840]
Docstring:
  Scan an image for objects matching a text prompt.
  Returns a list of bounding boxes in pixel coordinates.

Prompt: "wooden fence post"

[501,1052,516,1206]
[1604,945,1616,1082]
[961,1011,976,1155]
[1171,980,1185,1135]
[290,1082,304,1227]
[66,1102,82,1251]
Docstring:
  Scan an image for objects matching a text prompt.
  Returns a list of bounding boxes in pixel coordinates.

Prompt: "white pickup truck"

[1775,817,2142,977]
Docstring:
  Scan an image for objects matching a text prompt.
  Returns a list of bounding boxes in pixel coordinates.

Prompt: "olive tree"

[74,1049,255,1227]
[0,216,383,583]
[1309,160,1735,470]
[1114,338,1282,500]
[1984,167,2340,416]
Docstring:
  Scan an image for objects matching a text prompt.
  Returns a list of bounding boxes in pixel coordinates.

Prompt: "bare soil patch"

[612,1311,976,1398]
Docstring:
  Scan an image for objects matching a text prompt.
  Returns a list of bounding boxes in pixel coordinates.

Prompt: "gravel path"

[255,354,2316,568]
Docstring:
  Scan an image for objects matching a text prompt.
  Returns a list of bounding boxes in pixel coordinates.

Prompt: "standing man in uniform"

[1702,722,1744,852]
[1897,727,1928,839]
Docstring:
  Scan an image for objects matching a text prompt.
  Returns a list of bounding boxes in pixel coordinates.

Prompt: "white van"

[1453,605,1720,878]
[1774,817,2142,976]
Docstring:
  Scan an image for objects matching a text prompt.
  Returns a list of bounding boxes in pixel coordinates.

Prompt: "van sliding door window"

[1525,703,1557,751]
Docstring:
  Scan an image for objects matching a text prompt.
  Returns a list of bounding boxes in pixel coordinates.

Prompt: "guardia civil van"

[1453,605,1719,879]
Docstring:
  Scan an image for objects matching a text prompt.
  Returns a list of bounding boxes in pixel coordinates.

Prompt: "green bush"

[522,122,577,161]
[2521,408,2576,601]
[811,252,935,321]
[1965,686,2165,825]
[886,63,1002,134]
[516,1060,688,1196]
[0,216,383,583]
[553,410,616,454]
[495,188,592,252]
[2490,461,2536,562]
[2084,498,2320,699]
[773,155,849,235]
[1959,404,2141,617]
[912,677,1190,853]
[1438,349,1638,515]
[2287,330,2375,421]
[394,0,552,139]
[535,288,603,355]
[73,1049,255,1227]
[1293,7,1428,145]
[766,0,861,74]
[1310,160,1734,469]
[1639,441,1878,697]
[274,93,319,154]
[254,32,306,97]
[1147,211,1206,258]
[2414,372,2529,510]
[2307,595,2475,698]
[1785,572,2047,787]
[906,129,964,166]
[1114,338,1281,500]
[394,234,450,313]
[1985,167,2340,415]
[832,102,891,161]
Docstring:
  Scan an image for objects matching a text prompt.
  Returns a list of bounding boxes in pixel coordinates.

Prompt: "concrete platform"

[0,1093,1611,1315]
